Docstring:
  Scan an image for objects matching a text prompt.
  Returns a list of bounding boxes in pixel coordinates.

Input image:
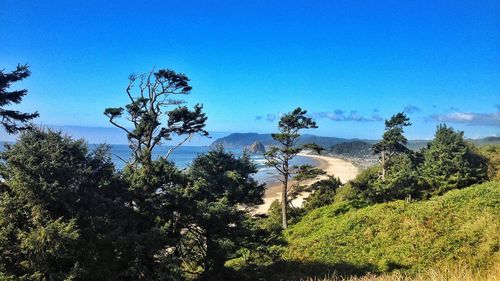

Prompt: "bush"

[303,176,342,210]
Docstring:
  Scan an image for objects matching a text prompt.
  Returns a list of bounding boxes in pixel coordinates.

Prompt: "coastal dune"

[254,152,360,214]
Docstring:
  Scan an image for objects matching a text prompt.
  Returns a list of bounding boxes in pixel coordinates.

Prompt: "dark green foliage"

[347,165,380,201]
[333,183,359,202]
[330,141,372,157]
[102,68,272,280]
[372,113,411,181]
[260,200,306,236]
[354,154,422,203]
[0,129,271,280]
[0,128,133,280]
[102,68,212,280]
[303,176,342,210]
[372,112,411,155]
[350,119,488,203]
[265,107,318,229]
[0,64,39,134]
[420,125,488,196]
[120,159,188,280]
[285,181,500,276]
[303,143,325,155]
[289,165,326,201]
[104,68,208,166]
[189,147,264,207]
[182,147,266,279]
[350,126,489,203]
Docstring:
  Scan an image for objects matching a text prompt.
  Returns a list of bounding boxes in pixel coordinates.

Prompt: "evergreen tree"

[372,112,411,181]
[289,164,326,205]
[303,176,342,210]
[420,124,488,195]
[0,128,132,280]
[303,143,325,155]
[0,64,39,134]
[184,147,265,280]
[104,68,209,279]
[361,154,421,202]
[265,107,317,229]
[104,68,208,168]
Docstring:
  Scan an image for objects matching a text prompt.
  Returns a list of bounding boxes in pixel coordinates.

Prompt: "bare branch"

[164,133,193,160]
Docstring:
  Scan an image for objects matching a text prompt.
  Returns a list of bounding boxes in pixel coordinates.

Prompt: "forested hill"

[209,133,500,152]
[209,133,352,149]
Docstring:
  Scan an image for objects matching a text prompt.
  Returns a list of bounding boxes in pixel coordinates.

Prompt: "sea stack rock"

[247,141,266,154]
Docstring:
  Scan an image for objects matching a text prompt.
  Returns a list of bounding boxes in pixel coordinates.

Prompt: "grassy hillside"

[284,181,500,276]
[301,262,500,281]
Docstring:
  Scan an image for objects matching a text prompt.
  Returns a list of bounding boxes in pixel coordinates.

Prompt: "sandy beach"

[253,152,360,214]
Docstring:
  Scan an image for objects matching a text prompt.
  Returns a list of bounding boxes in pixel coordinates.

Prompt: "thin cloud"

[372,114,383,121]
[429,107,500,127]
[266,113,276,122]
[403,105,421,114]
[312,109,382,122]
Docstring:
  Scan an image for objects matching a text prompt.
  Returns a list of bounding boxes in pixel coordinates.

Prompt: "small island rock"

[247,141,266,154]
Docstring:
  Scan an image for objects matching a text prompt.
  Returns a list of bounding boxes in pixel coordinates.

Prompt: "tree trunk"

[381,150,386,181]
[282,176,288,229]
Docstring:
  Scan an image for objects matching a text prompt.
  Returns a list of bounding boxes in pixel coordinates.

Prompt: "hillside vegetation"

[480,144,500,180]
[329,141,372,157]
[284,181,500,276]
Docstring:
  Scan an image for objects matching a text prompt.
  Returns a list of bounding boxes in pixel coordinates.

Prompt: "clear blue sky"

[1,0,499,143]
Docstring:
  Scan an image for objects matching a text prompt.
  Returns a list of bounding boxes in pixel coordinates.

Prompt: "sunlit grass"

[302,261,500,281]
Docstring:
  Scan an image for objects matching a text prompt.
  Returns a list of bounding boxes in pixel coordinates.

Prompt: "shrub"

[303,176,342,210]
[420,125,488,196]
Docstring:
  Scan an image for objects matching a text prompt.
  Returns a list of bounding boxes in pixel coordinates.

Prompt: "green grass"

[285,181,500,276]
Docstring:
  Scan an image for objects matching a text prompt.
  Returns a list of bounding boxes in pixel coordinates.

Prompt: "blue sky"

[1,0,499,143]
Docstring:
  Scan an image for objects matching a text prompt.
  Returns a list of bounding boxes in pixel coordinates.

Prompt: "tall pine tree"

[0,64,39,134]
[372,112,411,181]
[265,107,317,229]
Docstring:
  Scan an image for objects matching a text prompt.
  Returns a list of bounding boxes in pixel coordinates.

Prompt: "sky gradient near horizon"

[1,0,499,144]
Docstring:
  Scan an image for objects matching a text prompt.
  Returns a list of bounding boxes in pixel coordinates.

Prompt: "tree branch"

[164,133,193,159]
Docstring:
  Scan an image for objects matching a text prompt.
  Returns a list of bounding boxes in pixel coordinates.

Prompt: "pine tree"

[372,112,411,181]
[0,128,132,280]
[104,68,208,168]
[265,107,317,229]
[303,143,325,155]
[184,147,266,279]
[0,64,39,134]
[421,124,488,195]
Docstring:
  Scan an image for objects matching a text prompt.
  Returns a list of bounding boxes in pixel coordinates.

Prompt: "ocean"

[2,143,317,185]
[101,144,317,184]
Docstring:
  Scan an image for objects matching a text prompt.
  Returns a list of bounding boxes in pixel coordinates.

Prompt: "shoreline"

[253,152,360,214]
